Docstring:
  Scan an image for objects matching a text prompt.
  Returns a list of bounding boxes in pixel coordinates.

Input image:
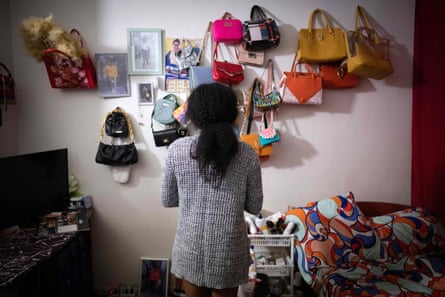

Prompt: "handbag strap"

[221,12,233,19]
[100,107,134,142]
[213,42,239,63]
[262,110,274,130]
[308,8,333,33]
[0,62,12,78]
[250,5,268,21]
[355,6,382,43]
[260,59,276,94]
[161,93,177,104]
[196,21,213,65]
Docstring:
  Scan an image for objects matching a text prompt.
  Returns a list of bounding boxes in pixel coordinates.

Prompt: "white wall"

[6,0,415,290]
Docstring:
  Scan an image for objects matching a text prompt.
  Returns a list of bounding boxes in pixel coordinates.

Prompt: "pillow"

[369,207,445,260]
[286,192,379,284]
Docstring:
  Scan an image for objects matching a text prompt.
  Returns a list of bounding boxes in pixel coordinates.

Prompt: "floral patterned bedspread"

[286,192,445,297]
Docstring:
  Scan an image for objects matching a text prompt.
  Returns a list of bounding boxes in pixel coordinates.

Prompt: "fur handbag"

[42,29,97,88]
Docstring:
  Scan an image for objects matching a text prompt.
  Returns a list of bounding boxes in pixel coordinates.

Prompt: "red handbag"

[212,42,244,85]
[42,29,97,88]
[319,64,360,89]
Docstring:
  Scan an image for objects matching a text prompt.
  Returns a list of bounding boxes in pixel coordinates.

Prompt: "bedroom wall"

[0,0,17,156]
[5,0,415,290]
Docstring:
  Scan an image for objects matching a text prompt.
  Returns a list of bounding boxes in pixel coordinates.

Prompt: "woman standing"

[161,83,263,297]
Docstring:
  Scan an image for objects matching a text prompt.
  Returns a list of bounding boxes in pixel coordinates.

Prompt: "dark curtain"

[411,0,445,222]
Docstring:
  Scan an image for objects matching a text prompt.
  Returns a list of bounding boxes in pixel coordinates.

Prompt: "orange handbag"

[280,62,322,105]
[319,63,360,89]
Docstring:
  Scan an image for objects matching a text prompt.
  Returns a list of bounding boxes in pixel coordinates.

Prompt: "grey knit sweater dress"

[161,134,263,289]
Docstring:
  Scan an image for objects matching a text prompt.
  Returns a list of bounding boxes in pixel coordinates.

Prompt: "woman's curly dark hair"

[186,83,239,181]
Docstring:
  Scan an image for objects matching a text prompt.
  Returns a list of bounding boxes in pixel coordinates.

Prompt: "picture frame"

[139,257,169,297]
[139,83,154,105]
[128,28,163,75]
[95,53,131,98]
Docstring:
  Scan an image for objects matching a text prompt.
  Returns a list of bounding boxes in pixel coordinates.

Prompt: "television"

[0,148,70,229]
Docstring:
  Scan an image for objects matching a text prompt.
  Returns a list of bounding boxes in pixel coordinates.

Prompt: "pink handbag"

[212,12,243,43]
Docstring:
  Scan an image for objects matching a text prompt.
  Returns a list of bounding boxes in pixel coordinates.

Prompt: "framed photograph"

[128,28,163,75]
[95,53,131,98]
[139,257,169,297]
[139,83,154,105]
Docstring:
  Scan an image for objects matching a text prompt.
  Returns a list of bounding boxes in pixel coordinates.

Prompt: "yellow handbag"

[297,8,347,63]
[344,6,393,80]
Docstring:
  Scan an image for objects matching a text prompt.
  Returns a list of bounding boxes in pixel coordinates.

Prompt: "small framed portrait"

[128,28,163,75]
[139,257,169,297]
[139,83,154,105]
[95,53,131,98]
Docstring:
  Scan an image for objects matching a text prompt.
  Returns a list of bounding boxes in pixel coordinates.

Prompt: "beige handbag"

[238,46,265,66]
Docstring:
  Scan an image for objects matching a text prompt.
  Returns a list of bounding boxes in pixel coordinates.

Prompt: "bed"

[285,192,445,297]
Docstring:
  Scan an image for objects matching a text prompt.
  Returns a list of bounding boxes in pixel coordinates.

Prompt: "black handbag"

[242,5,280,51]
[105,107,129,137]
[95,108,138,166]
[95,142,138,166]
[151,107,187,147]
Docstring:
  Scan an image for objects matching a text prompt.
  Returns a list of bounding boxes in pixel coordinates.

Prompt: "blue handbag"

[153,94,178,125]
[190,66,214,90]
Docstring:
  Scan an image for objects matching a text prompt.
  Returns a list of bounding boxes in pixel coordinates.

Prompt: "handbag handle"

[308,8,333,34]
[355,6,383,44]
[261,59,277,94]
[213,42,239,63]
[221,12,233,19]
[0,62,12,78]
[99,107,135,142]
[250,5,268,21]
[196,21,213,66]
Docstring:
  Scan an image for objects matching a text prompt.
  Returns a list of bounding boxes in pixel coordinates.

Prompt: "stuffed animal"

[19,14,87,62]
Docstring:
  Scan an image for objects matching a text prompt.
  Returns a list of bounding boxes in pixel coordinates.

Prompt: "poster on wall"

[164,37,202,93]
[138,257,169,297]
[95,53,131,98]
[127,28,163,75]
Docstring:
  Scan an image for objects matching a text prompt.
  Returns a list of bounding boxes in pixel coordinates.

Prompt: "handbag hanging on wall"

[95,109,138,166]
[212,42,244,85]
[237,46,265,66]
[212,12,243,43]
[190,22,215,90]
[344,5,393,80]
[252,59,282,111]
[105,107,129,137]
[319,63,360,89]
[259,110,280,147]
[242,5,280,51]
[153,94,178,125]
[240,81,273,161]
[151,107,187,147]
[0,62,15,105]
[42,29,97,88]
[297,8,347,63]
[280,59,323,105]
